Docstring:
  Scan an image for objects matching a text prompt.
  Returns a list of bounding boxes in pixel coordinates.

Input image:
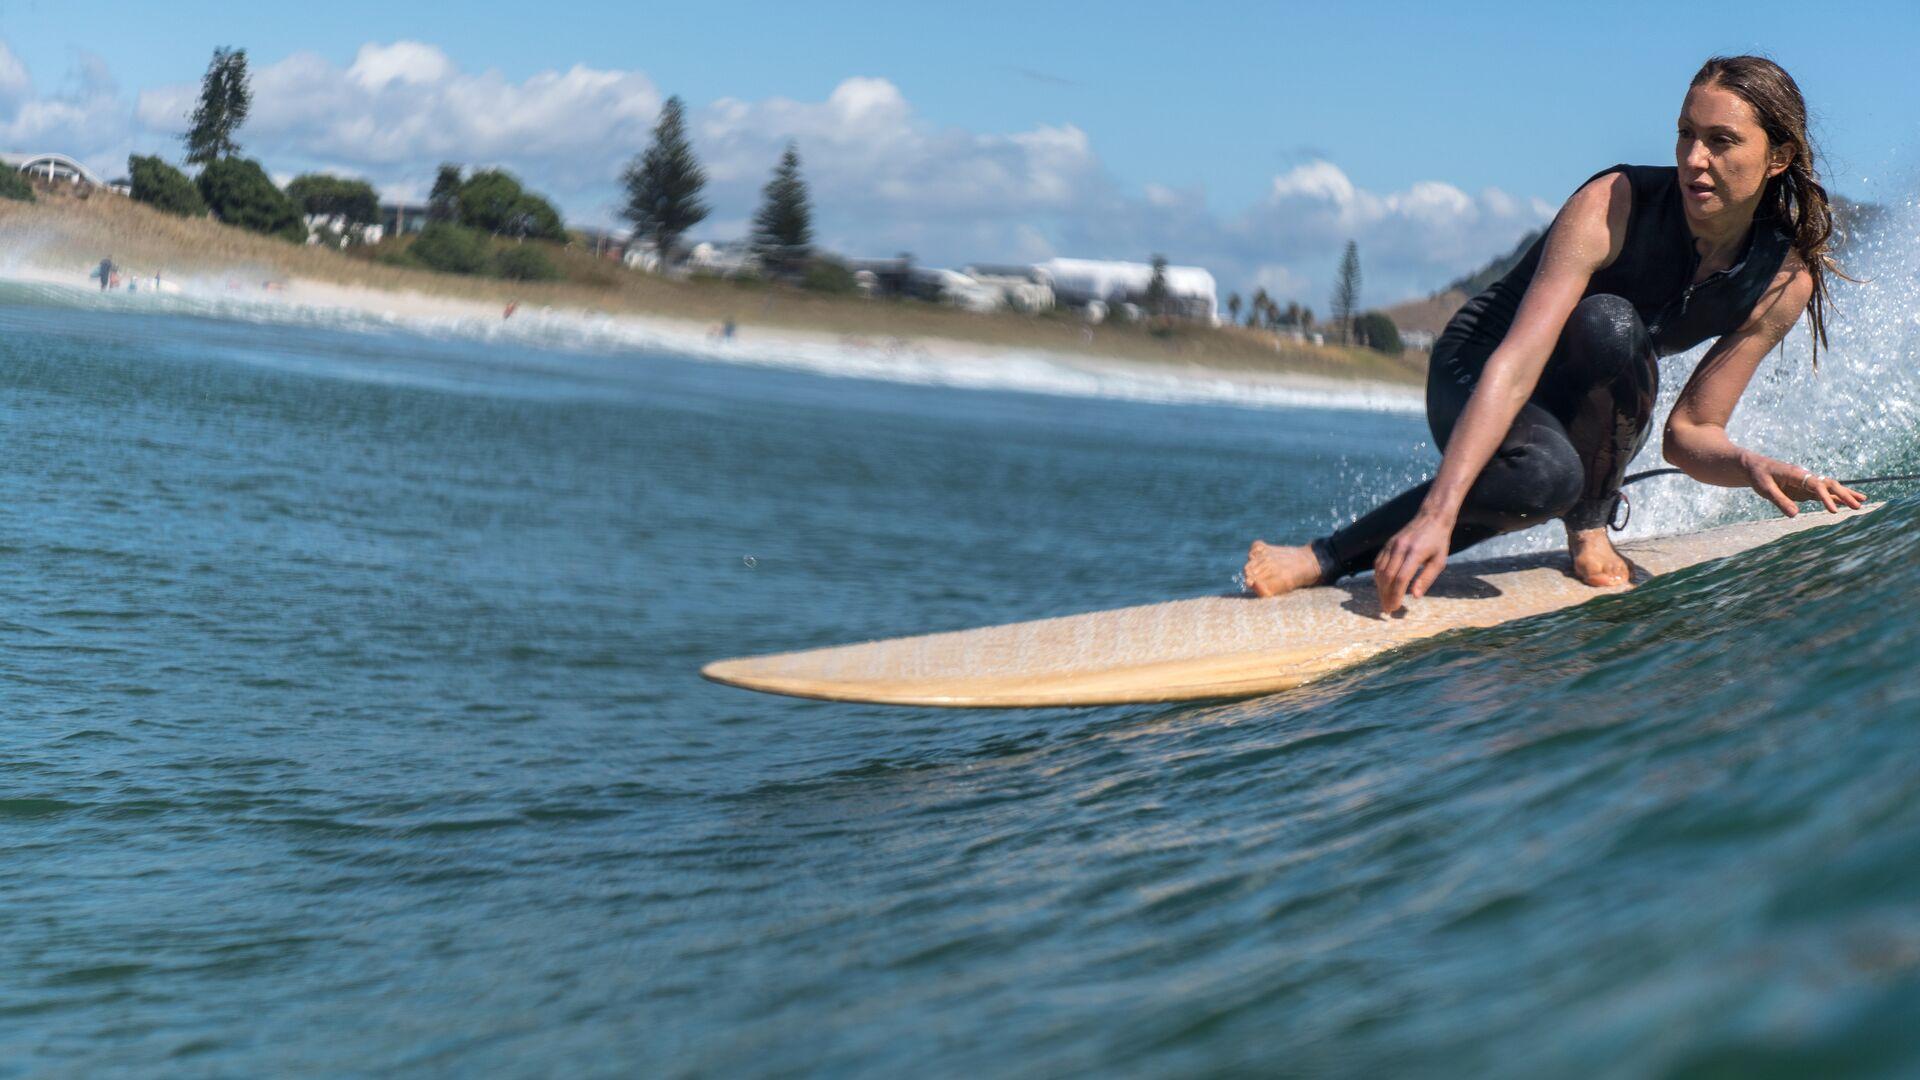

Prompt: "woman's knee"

[1566,294,1652,358]
[1470,436,1584,525]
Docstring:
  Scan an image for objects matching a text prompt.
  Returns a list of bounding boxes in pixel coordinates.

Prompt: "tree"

[196,158,304,242]
[184,47,251,165]
[285,174,379,227]
[495,245,560,281]
[1144,254,1171,318]
[1248,287,1270,329]
[128,155,205,216]
[1353,310,1404,356]
[456,169,566,240]
[1331,239,1361,344]
[0,167,32,203]
[1226,293,1242,324]
[428,164,463,224]
[750,142,814,277]
[622,96,708,263]
[409,223,490,275]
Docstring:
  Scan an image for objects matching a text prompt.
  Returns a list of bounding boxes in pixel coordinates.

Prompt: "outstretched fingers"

[1755,472,1798,517]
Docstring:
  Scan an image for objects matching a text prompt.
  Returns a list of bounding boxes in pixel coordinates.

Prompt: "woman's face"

[1675,82,1790,224]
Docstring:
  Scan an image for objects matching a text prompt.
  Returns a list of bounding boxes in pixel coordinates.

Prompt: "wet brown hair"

[1690,55,1847,367]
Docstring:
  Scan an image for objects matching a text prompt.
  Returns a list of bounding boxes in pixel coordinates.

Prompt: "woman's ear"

[1768,142,1795,179]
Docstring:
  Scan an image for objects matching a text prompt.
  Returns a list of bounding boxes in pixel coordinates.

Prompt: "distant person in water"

[96,257,113,291]
[1245,55,1863,613]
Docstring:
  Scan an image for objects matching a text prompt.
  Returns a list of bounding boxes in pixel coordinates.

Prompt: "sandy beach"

[0,190,1425,413]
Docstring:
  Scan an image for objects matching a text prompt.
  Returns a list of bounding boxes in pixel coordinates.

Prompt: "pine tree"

[750,142,814,277]
[1331,240,1362,344]
[184,48,251,165]
[622,96,709,264]
[428,164,463,224]
[1144,254,1171,318]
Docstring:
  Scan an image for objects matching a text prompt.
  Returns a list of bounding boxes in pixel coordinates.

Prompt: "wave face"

[0,223,1915,1076]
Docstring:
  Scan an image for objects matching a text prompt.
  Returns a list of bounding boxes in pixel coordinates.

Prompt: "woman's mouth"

[1687,180,1715,200]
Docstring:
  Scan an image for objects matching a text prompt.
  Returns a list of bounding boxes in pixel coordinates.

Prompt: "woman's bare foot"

[1244,541,1327,598]
[1566,525,1630,587]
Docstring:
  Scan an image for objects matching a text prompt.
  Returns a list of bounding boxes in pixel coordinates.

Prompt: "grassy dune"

[1,188,1426,385]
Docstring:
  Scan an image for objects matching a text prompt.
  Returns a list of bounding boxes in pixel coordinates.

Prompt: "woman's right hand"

[1375,510,1455,614]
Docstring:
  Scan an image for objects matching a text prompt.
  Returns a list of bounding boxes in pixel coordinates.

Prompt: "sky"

[2,0,1917,305]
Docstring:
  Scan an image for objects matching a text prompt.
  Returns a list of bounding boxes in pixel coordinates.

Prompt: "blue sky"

[2,0,1916,303]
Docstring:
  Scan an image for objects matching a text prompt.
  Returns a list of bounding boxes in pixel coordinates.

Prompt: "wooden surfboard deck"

[703,505,1877,708]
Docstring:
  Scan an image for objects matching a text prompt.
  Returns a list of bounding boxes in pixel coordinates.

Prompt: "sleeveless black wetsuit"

[1312,163,1795,581]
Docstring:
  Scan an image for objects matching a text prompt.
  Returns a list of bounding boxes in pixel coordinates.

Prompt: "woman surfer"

[1244,55,1863,613]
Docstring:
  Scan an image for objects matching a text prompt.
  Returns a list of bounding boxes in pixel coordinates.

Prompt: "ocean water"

[0,248,1917,1078]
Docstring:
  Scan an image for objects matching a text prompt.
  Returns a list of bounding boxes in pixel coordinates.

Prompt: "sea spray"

[1452,185,1920,558]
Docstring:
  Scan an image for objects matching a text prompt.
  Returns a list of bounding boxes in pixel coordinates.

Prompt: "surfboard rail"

[703,505,1879,708]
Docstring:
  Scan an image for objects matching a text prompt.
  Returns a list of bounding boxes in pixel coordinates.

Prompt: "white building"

[1,151,111,190]
[622,240,662,273]
[1036,257,1219,323]
[304,214,382,247]
[961,264,1056,314]
[685,240,761,278]
[909,268,1003,313]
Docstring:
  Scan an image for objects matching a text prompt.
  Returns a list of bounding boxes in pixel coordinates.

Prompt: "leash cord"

[1622,468,1920,488]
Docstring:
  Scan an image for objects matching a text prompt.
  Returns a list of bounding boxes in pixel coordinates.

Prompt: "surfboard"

[703,505,1877,708]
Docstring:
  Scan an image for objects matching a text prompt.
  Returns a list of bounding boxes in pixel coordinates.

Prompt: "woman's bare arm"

[1419,176,1626,517]
[1373,172,1629,611]
[1663,254,1864,514]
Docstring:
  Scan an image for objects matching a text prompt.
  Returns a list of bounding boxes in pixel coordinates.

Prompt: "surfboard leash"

[1609,468,1920,531]
[1622,468,1920,487]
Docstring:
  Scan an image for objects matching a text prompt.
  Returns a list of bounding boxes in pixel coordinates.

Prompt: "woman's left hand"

[1746,456,1867,516]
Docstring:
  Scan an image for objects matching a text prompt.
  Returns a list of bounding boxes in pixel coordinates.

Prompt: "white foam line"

[0,266,1424,417]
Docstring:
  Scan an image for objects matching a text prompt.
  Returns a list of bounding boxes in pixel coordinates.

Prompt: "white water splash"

[1467,186,1920,557]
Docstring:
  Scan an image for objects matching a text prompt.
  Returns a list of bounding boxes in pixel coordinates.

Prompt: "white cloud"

[1,35,1555,304]
[1251,264,1308,298]
[0,41,30,113]
[136,41,664,198]
[0,43,137,168]
[347,41,454,90]
[1205,160,1554,302]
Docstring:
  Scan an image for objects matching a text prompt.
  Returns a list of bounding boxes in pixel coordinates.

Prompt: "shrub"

[285,173,378,227]
[0,168,33,203]
[494,244,559,282]
[458,169,567,240]
[799,257,857,294]
[1353,310,1404,356]
[196,157,305,241]
[128,155,205,217]
[409,223,490,275]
